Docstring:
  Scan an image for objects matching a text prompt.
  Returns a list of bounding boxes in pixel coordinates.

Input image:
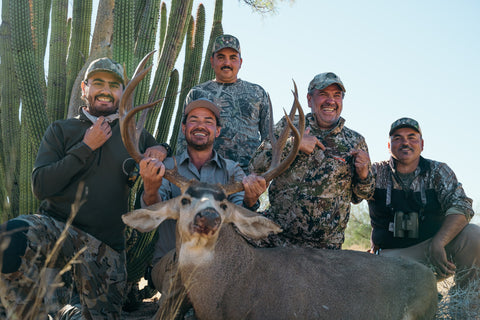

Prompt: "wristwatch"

[159,142,172,157]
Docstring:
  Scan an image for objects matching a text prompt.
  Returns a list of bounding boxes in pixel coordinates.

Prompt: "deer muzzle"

[193,208,221,235]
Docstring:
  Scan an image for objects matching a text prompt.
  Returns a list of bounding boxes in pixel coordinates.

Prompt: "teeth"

[98,97,112,102]
[194,132,206,136]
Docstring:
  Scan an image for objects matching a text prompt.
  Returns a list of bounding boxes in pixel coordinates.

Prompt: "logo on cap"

[212,34,241,55]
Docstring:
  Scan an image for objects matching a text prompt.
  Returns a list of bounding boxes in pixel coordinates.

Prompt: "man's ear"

[307,93,313,109]
[81,81,86,97]
[210,56,214,67]
[182,123,186,135]
[215,126,221,138]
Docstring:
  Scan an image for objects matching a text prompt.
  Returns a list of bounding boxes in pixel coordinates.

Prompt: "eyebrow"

[188,115,215,121]
[91,78,121,86]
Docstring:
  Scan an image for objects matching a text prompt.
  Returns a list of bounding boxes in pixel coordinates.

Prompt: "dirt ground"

[121,280,160,319]
[122,296,159,319]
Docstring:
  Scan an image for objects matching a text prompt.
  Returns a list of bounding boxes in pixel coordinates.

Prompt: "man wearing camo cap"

[368,117,480,290]
[176,34,270,177]
[249,72,374,250]
[0,57,168,319]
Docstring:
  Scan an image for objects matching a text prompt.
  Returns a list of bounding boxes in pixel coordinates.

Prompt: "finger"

[316,139,326,151]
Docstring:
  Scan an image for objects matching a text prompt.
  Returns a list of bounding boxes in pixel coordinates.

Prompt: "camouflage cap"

[184,98,221,125]
[212,34,241,55]
[84,57,125,85]
[389,117,422,136]
[308,72,346,93]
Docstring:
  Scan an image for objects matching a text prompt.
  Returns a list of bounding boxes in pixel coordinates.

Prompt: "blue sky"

[210,0,479,220]
[2,0,479,220]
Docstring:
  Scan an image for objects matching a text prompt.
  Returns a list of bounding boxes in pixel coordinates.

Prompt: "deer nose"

[193,208,221,235]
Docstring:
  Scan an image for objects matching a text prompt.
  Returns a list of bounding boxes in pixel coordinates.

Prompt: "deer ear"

[122,198,180,232]
[226,204,281,239]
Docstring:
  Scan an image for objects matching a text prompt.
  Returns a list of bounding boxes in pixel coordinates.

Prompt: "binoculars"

[393,211,419,238]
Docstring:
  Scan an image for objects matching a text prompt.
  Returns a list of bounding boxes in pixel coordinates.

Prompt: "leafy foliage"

[343,201,372,251]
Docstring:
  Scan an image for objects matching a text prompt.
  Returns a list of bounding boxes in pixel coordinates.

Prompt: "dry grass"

[0,183,87,319]
[436,275,480,319]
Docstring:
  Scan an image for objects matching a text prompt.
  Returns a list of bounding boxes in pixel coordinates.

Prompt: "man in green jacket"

[0,58,167,319]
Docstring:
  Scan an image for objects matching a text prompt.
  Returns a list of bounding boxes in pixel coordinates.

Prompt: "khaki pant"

[151,250,191,320]
[381,223,480,288]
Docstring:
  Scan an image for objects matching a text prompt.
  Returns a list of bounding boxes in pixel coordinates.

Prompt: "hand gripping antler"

[119,51,191,192]
[223,80,305,195]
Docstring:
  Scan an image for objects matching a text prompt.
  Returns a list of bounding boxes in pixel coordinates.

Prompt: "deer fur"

[122,181,438,320]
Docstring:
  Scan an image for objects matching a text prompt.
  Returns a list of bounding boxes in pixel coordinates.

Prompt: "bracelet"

[159,142,172,157]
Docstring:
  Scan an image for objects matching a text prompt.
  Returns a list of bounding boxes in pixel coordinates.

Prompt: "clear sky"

[206,0,479,221]
[2,0,479,220]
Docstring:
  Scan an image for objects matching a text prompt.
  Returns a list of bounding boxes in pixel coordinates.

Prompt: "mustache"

[221,66,233,71]
[400,145,414,151]
[95,94,114,101]
[191,129,209,135]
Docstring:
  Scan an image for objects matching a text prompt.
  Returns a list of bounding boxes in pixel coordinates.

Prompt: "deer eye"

[220,203,228,211]
[181,198,191,206]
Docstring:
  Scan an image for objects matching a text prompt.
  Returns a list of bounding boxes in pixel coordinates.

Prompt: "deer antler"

[119,51,191,192]
[223,80,305,195]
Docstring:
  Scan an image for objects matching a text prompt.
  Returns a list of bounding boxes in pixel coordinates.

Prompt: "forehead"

[214,47,240,57]
[186,183,226,201]
[186,107,216,119]
[87,71,122,83]
[391,127,420,136]
[316,84,343,93]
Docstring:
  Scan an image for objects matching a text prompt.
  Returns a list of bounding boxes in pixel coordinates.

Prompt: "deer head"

[120,52,305,241]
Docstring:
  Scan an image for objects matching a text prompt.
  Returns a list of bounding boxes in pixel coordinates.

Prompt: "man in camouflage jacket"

[250,72,375,250]
[368,117,480,289]
[176,34,270,174]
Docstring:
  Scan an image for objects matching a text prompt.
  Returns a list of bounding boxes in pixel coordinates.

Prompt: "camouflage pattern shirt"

[368,156,474,249]
[176,79,271,174]
[249,114,375,249]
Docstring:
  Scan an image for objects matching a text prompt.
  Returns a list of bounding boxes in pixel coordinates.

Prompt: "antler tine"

[223,81,304,196]
[119,52,193,190]
[262,85,304,183]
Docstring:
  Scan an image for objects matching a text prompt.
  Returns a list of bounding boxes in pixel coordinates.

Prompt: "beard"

[185,130,215,151]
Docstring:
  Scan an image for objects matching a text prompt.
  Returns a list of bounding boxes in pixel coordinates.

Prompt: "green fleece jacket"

[32,110,157,251]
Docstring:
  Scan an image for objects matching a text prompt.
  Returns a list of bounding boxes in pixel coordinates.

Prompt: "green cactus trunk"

[156,69,179,143]
[66,0,92,107]
[0,0,21,221]
[145,0,194,134]
[47,0,69,121]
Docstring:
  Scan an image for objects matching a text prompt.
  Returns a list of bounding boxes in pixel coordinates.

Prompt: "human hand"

[350,149,370,180]
[299,127,325,154]
[428,239,456,278]
[83,117,112,150]
[144,145,168,161]
[140,157,165,205]
[242,174,267,208]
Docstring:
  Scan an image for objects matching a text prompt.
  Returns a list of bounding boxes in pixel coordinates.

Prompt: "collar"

[388,156,429,176]
[177,149,223,169]
[306,113,346,136]
[81,107,119,124]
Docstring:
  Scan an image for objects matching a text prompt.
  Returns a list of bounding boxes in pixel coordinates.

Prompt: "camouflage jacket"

[368,157,474,249]
[176,79,271,174]
[250,114,375,249]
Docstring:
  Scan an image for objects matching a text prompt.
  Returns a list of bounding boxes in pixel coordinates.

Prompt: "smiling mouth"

[221,66,233,71]
[96,95,113,103]
[192,131,208,137]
